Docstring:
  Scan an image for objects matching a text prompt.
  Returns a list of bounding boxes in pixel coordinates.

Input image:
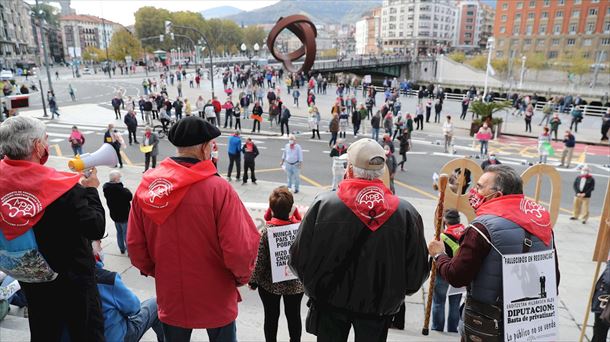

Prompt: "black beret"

[443,208,460,225]
[168,116,221,147]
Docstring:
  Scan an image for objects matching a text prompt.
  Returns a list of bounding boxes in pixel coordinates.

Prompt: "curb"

[499,132,609,147]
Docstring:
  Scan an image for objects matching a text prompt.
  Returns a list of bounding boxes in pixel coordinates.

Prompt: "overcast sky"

[35,0,280,26]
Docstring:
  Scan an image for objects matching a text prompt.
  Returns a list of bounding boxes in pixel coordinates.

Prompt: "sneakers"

[582,220,587,224]
[294,189,299,194]
[227,177,232,182]
[569,217,577,220]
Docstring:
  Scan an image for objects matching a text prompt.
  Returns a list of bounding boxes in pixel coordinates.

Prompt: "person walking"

[124,110,139,147]
[539,101,553,126]
[397,129,410,172]
[524,104,534,132]
[241,137,259,185]
[460,95,470,120]
[142,126,159,172]
[550,113,562,141]
[251,101,263,133]
[292,88,300,108]
[128,117,260,341]
[352,104,362,136]
[104,124,124,168]
[428,165,559,342]
[425,99,432,123]
[143,98,153,126]
[415,103,425,130]
[601,108,610,141]
[308,106,321,139]
[570,105,583,132]
[47,91,60,119]
[358,103,368,135]
[281,135,303,194]
[0,116,106,341]
[290,138,428,342]
[102,170,132,254]
[330,140,348,191]
[560,130,576,168]
[280,106,291,137]
[68,84,76,101]
[68,125,85,156]
[249,187,305,342]
[476,123,492,157]
[339,108,349,139]
[112,96,122,120]
[431,209,464,333]
[173,97,184,121]
[434,98,442,123]
[196,96,205,118]
[570,165,595,224]
[442,115,454,154]
[329,113,339,147]
[371,110,381,141]
[227,131,242,182]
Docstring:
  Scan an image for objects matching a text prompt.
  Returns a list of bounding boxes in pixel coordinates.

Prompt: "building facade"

[454,0,495,51]
[0,0,37,69]
[380,0,457,54]
[355,7,382,55]
[494,0,610,62]
[59,14,122,61]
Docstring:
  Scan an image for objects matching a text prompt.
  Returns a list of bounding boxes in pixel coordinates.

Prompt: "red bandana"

[444,223,466,241]
[337,178,399,232]
[0,159,80,240]
[476,194,552,245]
[135,158,217,225]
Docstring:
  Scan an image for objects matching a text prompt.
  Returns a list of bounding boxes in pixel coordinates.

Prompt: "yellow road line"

[394,180,437,200]
[576,145,588,164]
[51,144,62,157]
[120,151,133,166]
[300,174,324,188]
[255,167,284,173]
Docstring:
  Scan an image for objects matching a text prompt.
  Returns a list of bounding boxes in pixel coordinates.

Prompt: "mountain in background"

[225,0,383,25]
[201,6,243,19]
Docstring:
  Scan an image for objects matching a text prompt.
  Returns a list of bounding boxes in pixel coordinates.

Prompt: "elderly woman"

[142,126,159,172]
[0,116,105,341]
[249,187,305,342]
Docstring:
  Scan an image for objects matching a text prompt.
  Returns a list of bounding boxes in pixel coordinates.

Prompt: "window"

[601,38,610,45]
[589,8,598,16]
[569,23,577,34]
[567,38,576,45]
[513,25,520,35]
[586,23,595,33]
[466,25,473,30]
[526,25,533,35]
[516,13,522,19]
[573,0,581,3]
[555,11,563,18]
[496,51,504,58]
[529,0,536,7]
[467,11,474,16]
[528,12,535,19]
[605,22,610,33]
[583,39,592,46]
[543,0,550,7]
[498,39,505,47]
[558,0,564,5]
[553,24,561,34]
[466,18,474,23]
[548,51,558,58]
[552,38,560,45]
[591,0,599,2]
[501,15,507,22]
[502,2,508,10]
[500,26,506,33]
[539,24,546,34]
[516,2,523,9]
[572,10,580,18]
[524,39,532,45]
[537,39,545,46]
[541,12,549,18]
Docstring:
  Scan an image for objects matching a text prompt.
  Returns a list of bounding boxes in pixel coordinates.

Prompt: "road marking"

[46,123,107,131]
[255,167,284,173]
[394,180,437,200]
[576,145,588,164]
[406,151,427,155]
[432,152,465,157]
[51,144,62,157]
[501,156,528,164]
[49,138,63,143]
[120,151,133,166]
[300,174,324,188]
[47,132,70,138]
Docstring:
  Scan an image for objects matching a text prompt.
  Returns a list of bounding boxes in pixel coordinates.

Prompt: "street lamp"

[519,55,527,89]
[483,36,495,101]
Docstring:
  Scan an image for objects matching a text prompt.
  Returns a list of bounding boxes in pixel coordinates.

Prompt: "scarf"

[337,178,399,231]
[476,194,552,245]
[444,223,466,241]
[0,159,80,240]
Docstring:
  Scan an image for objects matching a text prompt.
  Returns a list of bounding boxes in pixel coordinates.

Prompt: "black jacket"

[241,143,259,163]
[371,115,381,129]
[19,185,106,341]
[573,176,595,198]
[289,191,428,316]
[102,182,133,222]
[124,114,138,130]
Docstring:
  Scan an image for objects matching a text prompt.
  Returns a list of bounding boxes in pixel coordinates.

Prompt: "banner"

[502,250,558,341]
[267,223,300,283]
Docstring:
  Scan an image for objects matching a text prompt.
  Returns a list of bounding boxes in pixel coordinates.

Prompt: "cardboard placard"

[267,223,300,283]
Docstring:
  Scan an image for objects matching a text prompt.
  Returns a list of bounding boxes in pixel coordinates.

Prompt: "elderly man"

[281,134,303,194]
[428,165,560,341]
[0,116,106,341]
[570,164,595,224]
[127,116,260,341]
[103,170,133,254]
[142,126,159,172]
[290,138,428,342]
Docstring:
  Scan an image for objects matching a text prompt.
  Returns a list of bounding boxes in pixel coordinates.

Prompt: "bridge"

[310,56,412,78]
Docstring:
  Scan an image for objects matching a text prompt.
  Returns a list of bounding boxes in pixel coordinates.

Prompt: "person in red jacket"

[211,96,222,128]
[127,116,260,341]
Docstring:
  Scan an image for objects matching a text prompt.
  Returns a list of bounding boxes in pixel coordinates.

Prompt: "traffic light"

[164,21,172,34]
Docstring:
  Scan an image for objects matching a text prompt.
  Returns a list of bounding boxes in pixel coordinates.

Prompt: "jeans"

[227,153,241,179]
[431,276,462,332]
[316,309,392,342]
[162,321,236,342]
[114,221,128,253]
[71,145,83,156]
[124,298,164,342]
[329,132,338,147]
[285,163,300,192]
[479,140,488,156]
[258,287,304,342]
[371,128,380,141]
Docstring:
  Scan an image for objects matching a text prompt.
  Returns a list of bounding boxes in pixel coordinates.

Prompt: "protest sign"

[267,223,300,283]
[502,250,558,342]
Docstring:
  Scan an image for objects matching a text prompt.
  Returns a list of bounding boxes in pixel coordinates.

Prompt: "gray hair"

[352,164,385,180]
[485,165,523,195]
[0,116,47,160]
[109,170,122,182]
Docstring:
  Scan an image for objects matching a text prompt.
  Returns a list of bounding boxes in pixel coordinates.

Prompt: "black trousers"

[311,128,320,139]
[525,120,532,132]
[425,107,431,122]
[592,313,609,342]
[316,309,392,342]
[252,119,261,132]
[281,121,290,136]
[128,129,138,144]
[113,107,121,119]
[227,153,241,179]
[329,132,338,147]
[258,287,304,342]
[145,153,156,171]
[112,143,123,167]
[461,105,468,119]
[224,113,233,128]
[416,115,424,130]
[234,118,241,130]
[243,160,256,183]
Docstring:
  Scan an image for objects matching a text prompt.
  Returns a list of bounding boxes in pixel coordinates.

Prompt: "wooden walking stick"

[422,173,449,335]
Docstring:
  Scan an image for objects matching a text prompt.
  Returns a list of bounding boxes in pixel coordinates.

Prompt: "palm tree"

[469,100,512,136]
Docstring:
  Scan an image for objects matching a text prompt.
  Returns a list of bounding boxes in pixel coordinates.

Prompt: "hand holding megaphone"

[68,143,119,177]
[79,167,100,188]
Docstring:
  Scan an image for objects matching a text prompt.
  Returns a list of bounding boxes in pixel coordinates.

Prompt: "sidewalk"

[0,155,600,341]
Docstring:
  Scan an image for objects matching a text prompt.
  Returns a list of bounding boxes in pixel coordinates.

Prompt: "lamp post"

[483,36,495,101]
[519,55,527,89]
[102,17,111,79]
[33,0,54,95]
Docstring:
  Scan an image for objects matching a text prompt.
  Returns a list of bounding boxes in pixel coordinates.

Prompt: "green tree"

[134,7,172,50]
[525,53,547,79]
[242,26,266,49]
[82,46,104,63]
[491,58,508,75]
[31,3,59,27]
[467,55,487,70]
[109,29,143,62]
[448,51,466,64]
[568,53,592,85]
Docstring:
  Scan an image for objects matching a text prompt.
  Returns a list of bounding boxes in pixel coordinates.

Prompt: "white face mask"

[289,140,295,145]
[581,170,589,175]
